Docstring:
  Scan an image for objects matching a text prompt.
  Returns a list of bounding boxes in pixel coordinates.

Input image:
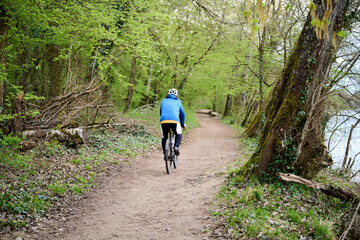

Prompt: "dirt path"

[56,114,239,240]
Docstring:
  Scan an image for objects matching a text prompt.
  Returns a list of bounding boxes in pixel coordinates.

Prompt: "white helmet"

[168,88,178,97]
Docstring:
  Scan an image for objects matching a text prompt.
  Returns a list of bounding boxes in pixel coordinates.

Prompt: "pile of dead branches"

[18,84,122,146]
[25,85,107,130]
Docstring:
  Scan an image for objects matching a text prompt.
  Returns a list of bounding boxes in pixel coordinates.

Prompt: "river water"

[325,110,360,182]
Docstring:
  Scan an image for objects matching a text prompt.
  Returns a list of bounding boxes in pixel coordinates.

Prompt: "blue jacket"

[160,94,185,127]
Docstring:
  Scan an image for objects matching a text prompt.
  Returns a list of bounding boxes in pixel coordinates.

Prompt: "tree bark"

[11,91,24,135]
[123,55,138,113]
[223,93,232,117]
[0,4,9,111]
[258,27,266,118]
[212,89,217,113]
[241,99,259,127]
[243,0,350,179]
[145,62,154,104]
[45,43,63,98]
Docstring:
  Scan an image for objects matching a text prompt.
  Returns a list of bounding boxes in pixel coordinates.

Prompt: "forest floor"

[6,114,240,240]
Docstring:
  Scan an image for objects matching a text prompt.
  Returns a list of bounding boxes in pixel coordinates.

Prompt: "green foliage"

[49,183,67,195]
[0,134,31,169]
[0,191,52,215]
[43,139,62,157]
[0,189,55,229]
[0,133,22,151]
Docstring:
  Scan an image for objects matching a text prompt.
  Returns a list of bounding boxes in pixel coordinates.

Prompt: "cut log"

[279,173,359,202]
[197,109,212,114]
[197,109,221,117]
[210,111,220,117]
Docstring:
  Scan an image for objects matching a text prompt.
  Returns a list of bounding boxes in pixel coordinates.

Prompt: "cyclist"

[160,88,186,159]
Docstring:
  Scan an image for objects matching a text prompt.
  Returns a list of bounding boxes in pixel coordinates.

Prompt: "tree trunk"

[242,0,350,179]
[241,99,259,127]
[0,4,9,111]
[342,118,360,169]
[212,89,217,113]
[123,55,138,113]
[258,27,266,119]
[45,43,63,98]
[145,62,154,104]
[11,91,24,135]
[223,93,232,117]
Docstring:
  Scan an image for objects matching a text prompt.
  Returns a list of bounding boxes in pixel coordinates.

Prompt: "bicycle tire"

[165,140,173,174]
[173,154,178,168]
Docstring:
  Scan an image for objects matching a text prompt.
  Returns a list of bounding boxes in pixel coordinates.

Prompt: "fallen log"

[279,173,359,202]
[23,128,87,146]
[22,123,127,147]
[82,123,126,129]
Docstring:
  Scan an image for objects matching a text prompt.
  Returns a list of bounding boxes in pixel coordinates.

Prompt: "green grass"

[215,175,353,240]
[183,105,200,128]
[49,182,67,195]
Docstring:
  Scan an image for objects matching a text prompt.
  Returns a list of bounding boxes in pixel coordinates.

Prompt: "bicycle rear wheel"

[173,154,178,168]
[165,140,173,174]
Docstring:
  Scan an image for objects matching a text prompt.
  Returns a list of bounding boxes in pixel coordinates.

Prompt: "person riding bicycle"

[160,88,186,159]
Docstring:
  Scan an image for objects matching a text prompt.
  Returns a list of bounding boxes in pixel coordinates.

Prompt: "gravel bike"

[164,129,178,174]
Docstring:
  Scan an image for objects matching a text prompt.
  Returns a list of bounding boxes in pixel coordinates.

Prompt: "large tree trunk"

[242,0,350,179]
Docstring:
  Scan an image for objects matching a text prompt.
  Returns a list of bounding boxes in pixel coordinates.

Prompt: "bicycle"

[164,129,178,174]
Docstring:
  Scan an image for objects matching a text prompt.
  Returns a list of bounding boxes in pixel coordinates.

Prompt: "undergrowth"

[0,123,159,233]
[213,131,360,240]
[215,176,354,239]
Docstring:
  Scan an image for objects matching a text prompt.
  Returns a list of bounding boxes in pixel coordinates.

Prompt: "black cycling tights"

[161,123,182,153]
